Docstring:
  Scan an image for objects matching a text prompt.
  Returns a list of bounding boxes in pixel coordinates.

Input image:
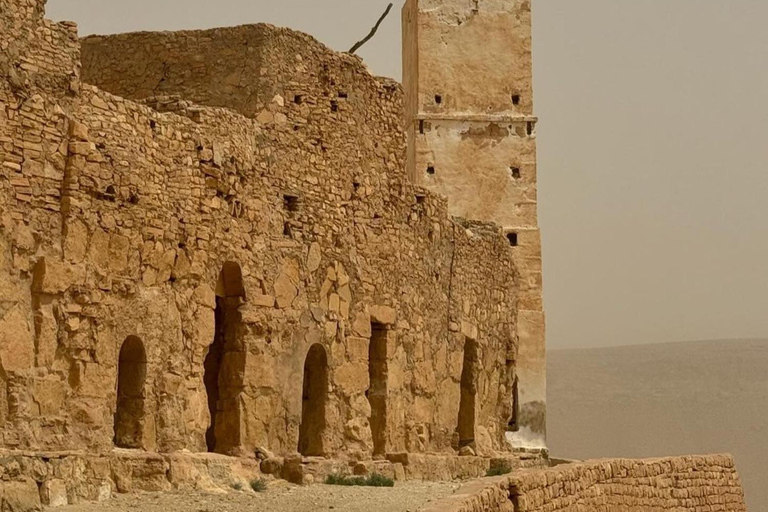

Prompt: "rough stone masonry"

[0,0,749,510]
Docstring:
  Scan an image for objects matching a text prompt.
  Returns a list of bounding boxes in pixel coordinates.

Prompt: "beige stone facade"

[403,0,546,448]
[1,0,531,474]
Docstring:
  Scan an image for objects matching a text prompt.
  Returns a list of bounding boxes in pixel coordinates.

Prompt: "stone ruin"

[0,0,549,504]
[0,0,749,510]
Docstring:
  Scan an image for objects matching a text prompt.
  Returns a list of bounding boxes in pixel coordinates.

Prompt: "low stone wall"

[0,449,261,510]
[0,448,547,510]
[419,454,748,512]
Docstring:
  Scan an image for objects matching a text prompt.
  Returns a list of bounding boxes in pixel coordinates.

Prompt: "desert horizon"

[549,338,767,510]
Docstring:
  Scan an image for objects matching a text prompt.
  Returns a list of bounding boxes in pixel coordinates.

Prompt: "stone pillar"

[403,0,546,449]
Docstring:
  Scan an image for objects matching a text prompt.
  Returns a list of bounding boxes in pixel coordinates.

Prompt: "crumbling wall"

[420,455,748,512]
[1,1,523,461]
[0,0,82,451]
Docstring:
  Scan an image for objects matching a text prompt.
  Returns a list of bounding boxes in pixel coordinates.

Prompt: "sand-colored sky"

[45,0,768,349]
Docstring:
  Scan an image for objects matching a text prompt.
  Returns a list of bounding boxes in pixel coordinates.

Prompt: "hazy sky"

[46,1,768,349]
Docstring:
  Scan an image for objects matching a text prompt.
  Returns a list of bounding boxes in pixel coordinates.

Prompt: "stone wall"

[420,455,748,512]
[403,0,546,449]
[0,448,261,510]
[1,0,523,463]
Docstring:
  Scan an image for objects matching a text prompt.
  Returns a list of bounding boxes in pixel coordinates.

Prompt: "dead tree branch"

[349,3,394,54]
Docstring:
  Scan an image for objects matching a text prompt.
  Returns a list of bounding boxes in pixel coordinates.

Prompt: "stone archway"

[204,262,246,454]
[114,336,147,449]
[298,343,328,456]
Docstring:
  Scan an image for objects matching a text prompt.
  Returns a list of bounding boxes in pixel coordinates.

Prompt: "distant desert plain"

[548,339,768,511]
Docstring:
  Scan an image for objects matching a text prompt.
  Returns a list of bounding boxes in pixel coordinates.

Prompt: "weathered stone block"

[32,258,85,295]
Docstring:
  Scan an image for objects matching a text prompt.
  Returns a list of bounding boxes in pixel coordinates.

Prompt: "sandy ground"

[548,339,768,512]
[58,480,460,512]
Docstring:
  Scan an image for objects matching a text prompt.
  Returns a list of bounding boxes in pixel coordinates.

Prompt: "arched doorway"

[457,337,478,449]
[368,323,388,456]
[298,343,328,456]
[204,262,246,454]
[114,336,147,449]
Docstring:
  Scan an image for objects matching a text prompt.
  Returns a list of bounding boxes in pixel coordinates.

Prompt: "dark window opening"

[419,120,425,134]
[284,194,301,213]
[369,323,389,457]
[434,94,442,105]
[415,194,426,205]
[331,100,339,112]
[426,165,436,176]
[510,167,521,179]
[512,94,521,106]
[283,222,292,238]
[149,119,156,129]
[507,232,518,247]
[128,192,140,205]
[294,95,303,104]
[526,122,534,136]
[338,91,348,99]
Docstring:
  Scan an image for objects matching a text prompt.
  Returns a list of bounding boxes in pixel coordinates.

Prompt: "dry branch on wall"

[349,3,394,54]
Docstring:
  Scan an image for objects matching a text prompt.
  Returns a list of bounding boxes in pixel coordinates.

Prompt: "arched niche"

[114,336,147,449]
[298,343,329,456]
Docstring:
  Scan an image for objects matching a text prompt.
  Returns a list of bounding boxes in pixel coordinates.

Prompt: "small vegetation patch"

[231,481,244,491]
[486,462,513,477]
[325,472,395,487]
[250,478,268,493]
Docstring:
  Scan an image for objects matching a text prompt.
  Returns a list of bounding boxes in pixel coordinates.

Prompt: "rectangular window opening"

[284,194,301,213]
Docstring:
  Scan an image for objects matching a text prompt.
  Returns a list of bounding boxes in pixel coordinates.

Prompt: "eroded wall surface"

[1,0,523,461]
[403,0,546,449]
[420,455,748,512]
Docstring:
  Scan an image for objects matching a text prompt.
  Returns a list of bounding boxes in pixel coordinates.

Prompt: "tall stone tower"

[403,0,546,449]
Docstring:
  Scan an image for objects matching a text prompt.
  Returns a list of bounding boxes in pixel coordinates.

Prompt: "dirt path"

[58,480,460,512]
